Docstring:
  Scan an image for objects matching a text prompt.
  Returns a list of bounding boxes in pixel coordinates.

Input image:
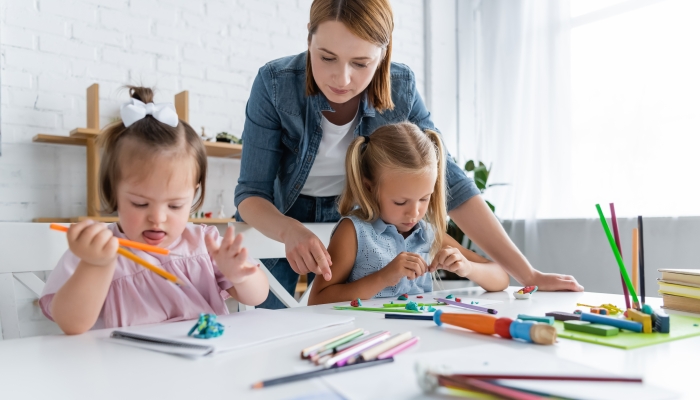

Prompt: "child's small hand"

[429,246,472,277]
[205,226,258,285]
[381,252,428,286]
[67,219,119,267]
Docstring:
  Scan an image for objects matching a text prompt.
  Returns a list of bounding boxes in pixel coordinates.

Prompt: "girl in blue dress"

[308,122,509,304]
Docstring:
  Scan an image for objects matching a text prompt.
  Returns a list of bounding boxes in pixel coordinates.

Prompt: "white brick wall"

[0,0,426,222]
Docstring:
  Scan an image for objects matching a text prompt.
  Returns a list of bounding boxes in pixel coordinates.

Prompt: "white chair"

[0,222,335,339]
[230,222,335,310]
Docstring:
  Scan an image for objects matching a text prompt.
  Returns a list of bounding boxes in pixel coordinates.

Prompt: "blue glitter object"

[188,313,224,339]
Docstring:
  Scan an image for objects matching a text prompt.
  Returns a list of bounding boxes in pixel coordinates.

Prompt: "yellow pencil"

[117,247,185,286]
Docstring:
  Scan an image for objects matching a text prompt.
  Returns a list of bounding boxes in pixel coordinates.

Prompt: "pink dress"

[40,224,248,329]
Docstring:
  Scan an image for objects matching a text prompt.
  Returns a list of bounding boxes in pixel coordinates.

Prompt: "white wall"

[0,0,426,221]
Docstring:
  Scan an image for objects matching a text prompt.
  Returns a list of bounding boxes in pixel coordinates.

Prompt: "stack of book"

[658,269,700,314]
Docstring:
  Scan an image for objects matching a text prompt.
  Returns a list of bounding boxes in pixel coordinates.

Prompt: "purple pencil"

[434,298,497,314]
[610,203,632,309]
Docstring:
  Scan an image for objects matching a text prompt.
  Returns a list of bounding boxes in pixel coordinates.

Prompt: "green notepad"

[555,314,700,349]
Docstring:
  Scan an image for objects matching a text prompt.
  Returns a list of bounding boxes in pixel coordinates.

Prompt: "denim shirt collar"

[371,218,427,242]
[313,92,376,119]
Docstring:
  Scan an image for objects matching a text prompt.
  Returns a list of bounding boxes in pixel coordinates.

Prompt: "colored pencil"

[438,375,546,400]
[382,302,444,307]
[312,331,384,363]
[446,373,642,383]
[609,203,631,309]
[324,331,391,367]
[251,357,394,389]
[333,306,422,313]
[434,298,497,314]
[384,314,434,320]
[359,332,413,362]
[300,328,363,358]
[50,223,184,257]
[116,248,185,286]
[595,204,640,305]
[638,216,646,304]
[632,228,639,293]
[377,336,419,359]
[308,329,366,358]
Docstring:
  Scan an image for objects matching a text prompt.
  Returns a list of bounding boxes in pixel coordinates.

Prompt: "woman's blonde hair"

[338,122,447,259]
[306,0,395,112]
[98,86,207,214]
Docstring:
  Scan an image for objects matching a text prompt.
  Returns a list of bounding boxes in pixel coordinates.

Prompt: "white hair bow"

[120,98,179,128]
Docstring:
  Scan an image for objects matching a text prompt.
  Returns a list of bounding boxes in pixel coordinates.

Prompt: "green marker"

[596,204,640,305]
[382,302,444,308]
[333,306,422,313]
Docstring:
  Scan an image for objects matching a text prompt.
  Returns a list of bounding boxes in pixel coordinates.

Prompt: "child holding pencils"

[40,86,268,334]
[308,122,509,305]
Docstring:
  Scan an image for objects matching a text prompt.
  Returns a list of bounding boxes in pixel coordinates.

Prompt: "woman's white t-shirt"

[301,110,360,197]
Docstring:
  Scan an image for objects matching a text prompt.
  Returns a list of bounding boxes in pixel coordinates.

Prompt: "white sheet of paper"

[321,344,677,400]
[109,309,354,357]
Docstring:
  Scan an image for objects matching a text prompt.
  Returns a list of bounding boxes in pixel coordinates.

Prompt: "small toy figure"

[188,313,224,339]
[350,298,362,307]
[513,285,538,299]
[398,293,408,300]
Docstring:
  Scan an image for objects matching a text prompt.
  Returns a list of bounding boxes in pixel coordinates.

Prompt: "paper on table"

[109,309,354,357]
[321,344,677,400]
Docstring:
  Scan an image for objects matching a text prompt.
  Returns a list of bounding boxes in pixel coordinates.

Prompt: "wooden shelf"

[203,141,242,158]
[34,216,236,224]
[33,134,87,146]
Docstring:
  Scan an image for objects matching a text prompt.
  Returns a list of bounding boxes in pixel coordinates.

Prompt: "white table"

[0,286,696,399]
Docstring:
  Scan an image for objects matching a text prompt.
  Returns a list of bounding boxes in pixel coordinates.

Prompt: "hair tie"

[120,98,179,128]
[363,135,370,144]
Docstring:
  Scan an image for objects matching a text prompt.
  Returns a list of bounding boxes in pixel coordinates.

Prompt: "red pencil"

[610,203,632,309]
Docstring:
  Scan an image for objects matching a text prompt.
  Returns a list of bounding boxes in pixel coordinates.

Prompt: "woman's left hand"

[206,226,258,284]
[429,246,472,278]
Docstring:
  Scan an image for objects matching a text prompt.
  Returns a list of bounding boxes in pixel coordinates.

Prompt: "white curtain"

[458,0,572,261]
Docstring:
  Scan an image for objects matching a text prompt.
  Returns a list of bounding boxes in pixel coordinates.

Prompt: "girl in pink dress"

[40,86,269,334]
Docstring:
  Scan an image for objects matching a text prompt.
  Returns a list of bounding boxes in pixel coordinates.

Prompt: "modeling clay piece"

[626,309,652,333]
[417,296,423,299]
[187,313,224,339]
[545,311,581,322]
[573,310,583,315]
[455,298,461,302]
[653,309,670,333]
[517,314,554,325]
[641,304,654,315]
[350,299,362,307]
[445,294,454,299]
[428,306,437,312]
[564,320,619,336]
[420,306,425,311]
[405,301,419,311]
[398,294,409,300]
[513,285,538,299]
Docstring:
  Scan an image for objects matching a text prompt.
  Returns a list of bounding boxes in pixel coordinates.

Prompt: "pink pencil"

[324,331,391,368]
[377,336,420,359]
[610,203,632,309]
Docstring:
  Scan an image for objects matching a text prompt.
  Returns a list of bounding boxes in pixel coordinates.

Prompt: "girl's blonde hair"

[98,86,207,214]
[306,0,395,112]
[338,122,447,259]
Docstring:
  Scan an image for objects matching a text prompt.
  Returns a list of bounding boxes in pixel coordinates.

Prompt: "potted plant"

[216,132,243,144]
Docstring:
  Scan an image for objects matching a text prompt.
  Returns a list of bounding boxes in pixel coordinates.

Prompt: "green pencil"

[595,204,640,305]
[333,306,423,313]
[382,303,444,307]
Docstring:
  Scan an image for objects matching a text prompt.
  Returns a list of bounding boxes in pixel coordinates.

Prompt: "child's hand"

[429,246,472,277]
[67,219,119,267]
[205,226,258,285]
[381,252,428,286]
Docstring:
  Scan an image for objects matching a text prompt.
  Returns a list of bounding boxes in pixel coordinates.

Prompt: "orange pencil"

[50,223,184,257]
[116,248,185,286]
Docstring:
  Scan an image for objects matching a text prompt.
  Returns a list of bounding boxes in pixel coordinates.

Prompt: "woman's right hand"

[282,222,333,281]
[67,219,119,267]
[380,252,428,286]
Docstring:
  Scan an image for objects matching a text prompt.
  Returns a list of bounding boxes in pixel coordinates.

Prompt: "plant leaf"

[487,183,509,188]
[465,160,475,172]
[485,200,496,213]
[473,166,488,191]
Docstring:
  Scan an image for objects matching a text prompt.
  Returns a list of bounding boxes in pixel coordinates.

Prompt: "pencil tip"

[251,382,263,389]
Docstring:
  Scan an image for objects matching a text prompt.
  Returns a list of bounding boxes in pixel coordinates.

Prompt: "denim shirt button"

[295,148,299,153]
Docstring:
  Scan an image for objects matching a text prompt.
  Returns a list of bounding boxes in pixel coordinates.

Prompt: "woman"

[235,0,582,309]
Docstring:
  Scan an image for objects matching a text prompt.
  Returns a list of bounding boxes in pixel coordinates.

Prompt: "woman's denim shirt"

[234,52,480,219]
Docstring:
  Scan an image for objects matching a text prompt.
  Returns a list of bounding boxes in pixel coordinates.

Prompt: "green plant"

[216,132,243,144]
